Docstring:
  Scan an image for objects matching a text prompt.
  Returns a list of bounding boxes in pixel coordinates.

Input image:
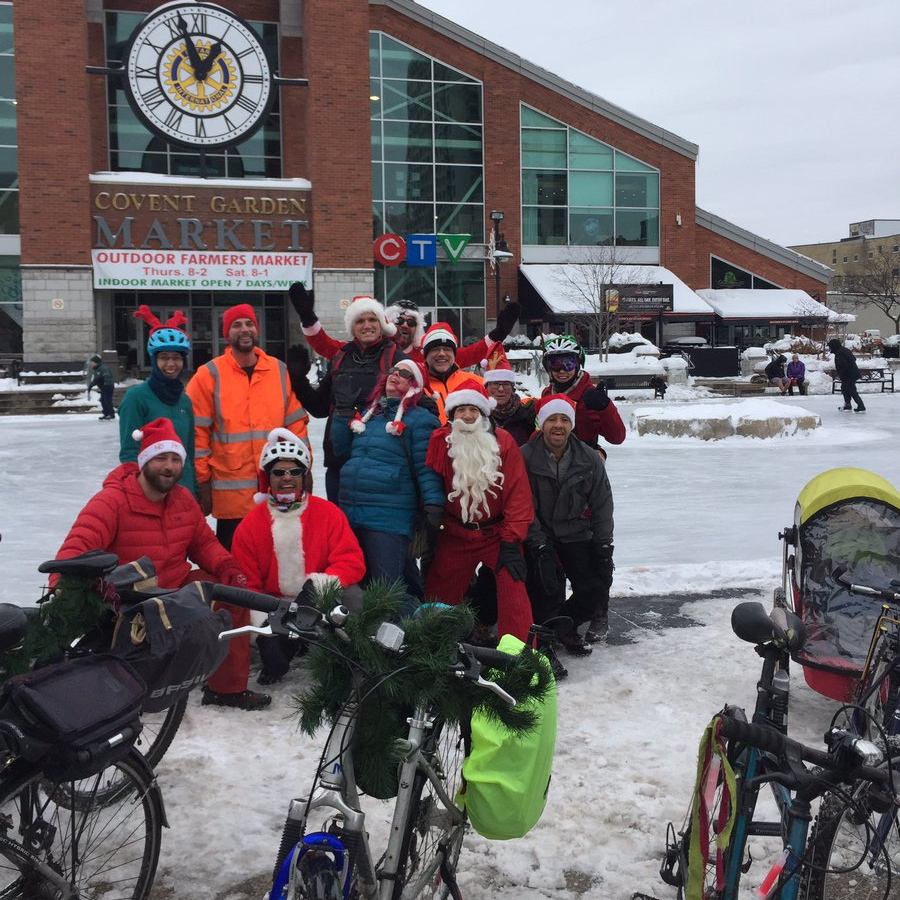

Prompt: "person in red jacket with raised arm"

[53,418,271,711]
[423,379,534,643]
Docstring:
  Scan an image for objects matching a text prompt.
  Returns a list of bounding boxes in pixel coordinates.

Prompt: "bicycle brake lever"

[476,675,516,706]
[218,624,272,641]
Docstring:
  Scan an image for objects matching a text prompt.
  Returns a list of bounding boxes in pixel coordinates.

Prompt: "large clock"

[123,2,274,149]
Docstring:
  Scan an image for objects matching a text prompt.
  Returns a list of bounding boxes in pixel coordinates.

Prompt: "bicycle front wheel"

[393,717,469,900]
[0,751,163,900]
[804,784,900,900]
[138,696,187,769]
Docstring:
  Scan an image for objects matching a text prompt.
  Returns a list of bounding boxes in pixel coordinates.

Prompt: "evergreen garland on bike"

[0,575,114,679]
[294,580,553,799]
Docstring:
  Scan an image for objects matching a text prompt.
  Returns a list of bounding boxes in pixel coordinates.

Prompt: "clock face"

[124,2,274,149]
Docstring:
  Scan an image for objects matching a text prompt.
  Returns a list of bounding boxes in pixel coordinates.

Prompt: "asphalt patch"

[607,587,765,645]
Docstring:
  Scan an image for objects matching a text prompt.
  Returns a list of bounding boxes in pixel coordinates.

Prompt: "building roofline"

[695,207,833,283]
[372,0,699,161]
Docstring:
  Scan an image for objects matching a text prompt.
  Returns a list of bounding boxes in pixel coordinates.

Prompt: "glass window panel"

[369,32,380,77]
[436,203,484,242]
[171,153,227,177]
[0,103,14,144]
[369,79,382,119]
[371,120,382,160]
[0,189,18,234]
[0,56,13,98]
[434,124,482,164]
[437,261,484,308]
[434,165,481,204]
[384,162,433,201]
[372,163,383,201]
[379,35,432,80]
[523,206,566,245]
[381,121,433,162]
[521,129,566,168]
[569,171,612,207]
[521,106,564,129]
[569,131,613,170]
[385,265,435,310]
[615,210,659,247]
[372,203,385,240]
[0,4,12,56]
[432,61,476,83]
[433,83,481,124]
[438,307,461,339]
[106,12,142,62]
[522,170,566,206]
[460,307,487,346]
[615,172,659,207]
[381,80,433,121]
[615,151,656,173]
[110,105,157,155]
[0,145,15,187]
[383,202,436,235]
[570,209,614,246]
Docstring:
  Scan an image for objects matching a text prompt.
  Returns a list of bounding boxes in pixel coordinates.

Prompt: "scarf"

[147,357,186,406]
[492,394,522,423]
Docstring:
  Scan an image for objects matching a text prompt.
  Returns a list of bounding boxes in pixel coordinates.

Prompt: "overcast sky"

[416,0,899,248]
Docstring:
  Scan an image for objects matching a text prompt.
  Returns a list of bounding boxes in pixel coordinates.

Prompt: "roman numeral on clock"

[141,86,167,110]
[235,95,258,113]
[163,107,184,130]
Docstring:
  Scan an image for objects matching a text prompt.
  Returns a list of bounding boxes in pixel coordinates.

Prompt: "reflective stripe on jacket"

[427,367,485,424]
[186,347,309,520]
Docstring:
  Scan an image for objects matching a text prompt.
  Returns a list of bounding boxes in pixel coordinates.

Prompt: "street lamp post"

[488,209,513,321]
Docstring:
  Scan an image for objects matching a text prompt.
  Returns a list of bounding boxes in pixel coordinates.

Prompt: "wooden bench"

[594,373,668,399]
[828,368,895,394]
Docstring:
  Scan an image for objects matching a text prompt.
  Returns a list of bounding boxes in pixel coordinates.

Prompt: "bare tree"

[833,246,900,332]
[792,294,831,356]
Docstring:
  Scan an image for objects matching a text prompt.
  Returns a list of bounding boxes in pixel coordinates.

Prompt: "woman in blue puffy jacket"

[331,358,443,599]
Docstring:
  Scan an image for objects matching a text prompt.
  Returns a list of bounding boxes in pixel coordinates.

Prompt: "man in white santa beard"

[424,379,534,643]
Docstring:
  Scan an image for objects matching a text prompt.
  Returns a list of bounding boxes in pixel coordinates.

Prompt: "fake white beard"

[446,417,504,523]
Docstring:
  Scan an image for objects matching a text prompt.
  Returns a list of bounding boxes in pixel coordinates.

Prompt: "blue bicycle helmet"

[147,327,190,356]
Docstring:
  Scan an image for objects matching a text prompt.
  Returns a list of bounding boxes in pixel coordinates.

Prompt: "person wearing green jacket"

[118,307,197,496]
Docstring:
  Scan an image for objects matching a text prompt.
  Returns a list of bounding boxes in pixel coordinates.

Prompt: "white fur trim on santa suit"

[444,389,496,418]
[483,368,516,384]
[343,296,397,338]
[301,320,322,337]
[384,304,426,348]
[268,499,307,598]
[537,397,576,428]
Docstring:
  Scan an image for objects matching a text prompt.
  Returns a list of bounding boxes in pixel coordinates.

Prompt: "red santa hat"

[537,394,577,429]
[350,359,428,436]
[343,295,397,338]
[254,428,312,503]
[444,378,496,419]
[422,322,459,354]
[222,303,258,338]
[482,345,516,383]
[132,418,187,469]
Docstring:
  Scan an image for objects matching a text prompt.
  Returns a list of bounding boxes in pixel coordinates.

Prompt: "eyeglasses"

[270,467,305,478]
[388,367,416,380]
[548,356,578,373]
[396,315,418,326]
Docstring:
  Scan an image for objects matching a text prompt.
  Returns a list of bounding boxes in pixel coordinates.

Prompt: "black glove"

[583,382,610,412]
[496,540,527,582]
[423,504,444,531]
[532,544,560,596]
[488,300,521,342]
[597,542,614,586]
[286,343,311,387]
[288,282,318,327]
[332,373,360,416]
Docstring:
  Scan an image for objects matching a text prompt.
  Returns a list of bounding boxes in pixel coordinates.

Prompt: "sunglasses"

[548,357,578,372]
[396,315,418,326]
[270,467,305,478]
[388,366,416,380]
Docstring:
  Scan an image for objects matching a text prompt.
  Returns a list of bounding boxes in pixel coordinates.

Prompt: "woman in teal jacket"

[118,307,197,496]
[331,358,443,598]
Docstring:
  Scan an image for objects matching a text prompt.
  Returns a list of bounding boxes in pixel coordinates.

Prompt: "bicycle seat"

[38,550,120,577]
[731,601,806,652]
[0,603,27,653]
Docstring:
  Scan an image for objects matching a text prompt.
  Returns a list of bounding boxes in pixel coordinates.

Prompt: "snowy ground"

[0,388,898,899]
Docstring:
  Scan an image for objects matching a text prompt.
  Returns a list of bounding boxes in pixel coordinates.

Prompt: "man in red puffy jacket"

[54,418,271,711]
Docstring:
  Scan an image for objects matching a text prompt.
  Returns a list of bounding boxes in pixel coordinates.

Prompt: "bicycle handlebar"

[461,644,518,670]
[833,568,900,604]
[211,583,282,614]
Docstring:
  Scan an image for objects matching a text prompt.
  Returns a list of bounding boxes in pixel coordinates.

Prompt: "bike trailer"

[460,633,558,840]
[780,467,900,701]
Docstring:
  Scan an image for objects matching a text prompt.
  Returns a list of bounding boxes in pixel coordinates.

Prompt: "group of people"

[55,287,625,701]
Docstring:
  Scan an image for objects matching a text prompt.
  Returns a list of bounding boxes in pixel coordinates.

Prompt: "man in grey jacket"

[521,394,615,674]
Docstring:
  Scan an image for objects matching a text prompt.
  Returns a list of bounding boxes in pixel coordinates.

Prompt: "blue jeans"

[354,527,423,608]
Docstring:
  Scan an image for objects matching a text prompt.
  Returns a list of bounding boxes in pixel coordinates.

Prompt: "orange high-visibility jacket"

[186,347,309,520]
[427,367,485,424]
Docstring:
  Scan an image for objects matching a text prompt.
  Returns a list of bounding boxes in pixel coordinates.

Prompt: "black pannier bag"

[0,654,145,780]
[110,573,231,713]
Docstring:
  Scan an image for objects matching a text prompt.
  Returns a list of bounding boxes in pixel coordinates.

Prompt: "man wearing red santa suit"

[231,428,365,683]
[423,379,534,642]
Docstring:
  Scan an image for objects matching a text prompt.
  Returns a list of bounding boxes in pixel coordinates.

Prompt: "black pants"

[840,379,865,409]
[215,518,241,551]
[99,384,115,417]
[526,540,613,629]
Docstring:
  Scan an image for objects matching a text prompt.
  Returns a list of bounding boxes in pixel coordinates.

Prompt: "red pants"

[424,526,533,642]
[183,570,250,694]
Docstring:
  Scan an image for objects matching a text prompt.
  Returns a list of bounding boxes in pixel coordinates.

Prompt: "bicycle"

[210,582,550,900]
[658,599,900,900]
[0,601,165,899]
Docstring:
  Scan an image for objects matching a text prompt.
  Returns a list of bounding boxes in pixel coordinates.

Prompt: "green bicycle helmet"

[542,334,585,372]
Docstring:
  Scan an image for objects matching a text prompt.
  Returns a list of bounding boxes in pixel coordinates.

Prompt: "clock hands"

[175,15,205,76]
[195,40,222,82]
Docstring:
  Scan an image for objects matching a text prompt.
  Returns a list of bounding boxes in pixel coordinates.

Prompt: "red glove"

[218,563,247,588]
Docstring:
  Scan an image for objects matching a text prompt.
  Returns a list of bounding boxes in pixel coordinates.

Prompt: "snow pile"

[632,399,820,439]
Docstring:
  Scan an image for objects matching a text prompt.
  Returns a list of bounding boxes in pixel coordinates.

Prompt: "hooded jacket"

[828,341,861,381]
[54,463,236,588]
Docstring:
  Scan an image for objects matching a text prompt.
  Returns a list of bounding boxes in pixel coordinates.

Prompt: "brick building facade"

[2,0,830,370]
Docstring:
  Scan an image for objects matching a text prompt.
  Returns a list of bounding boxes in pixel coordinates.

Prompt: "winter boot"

[542,643,568,680]
[559,629,593,657]
[201,687,272,710]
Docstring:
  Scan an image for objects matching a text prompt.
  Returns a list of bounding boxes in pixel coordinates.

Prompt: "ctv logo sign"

[374,233,471,267]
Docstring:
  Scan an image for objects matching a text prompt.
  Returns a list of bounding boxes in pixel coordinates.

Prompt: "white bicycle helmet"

[542,334,585,371]
[259,427,312,473]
